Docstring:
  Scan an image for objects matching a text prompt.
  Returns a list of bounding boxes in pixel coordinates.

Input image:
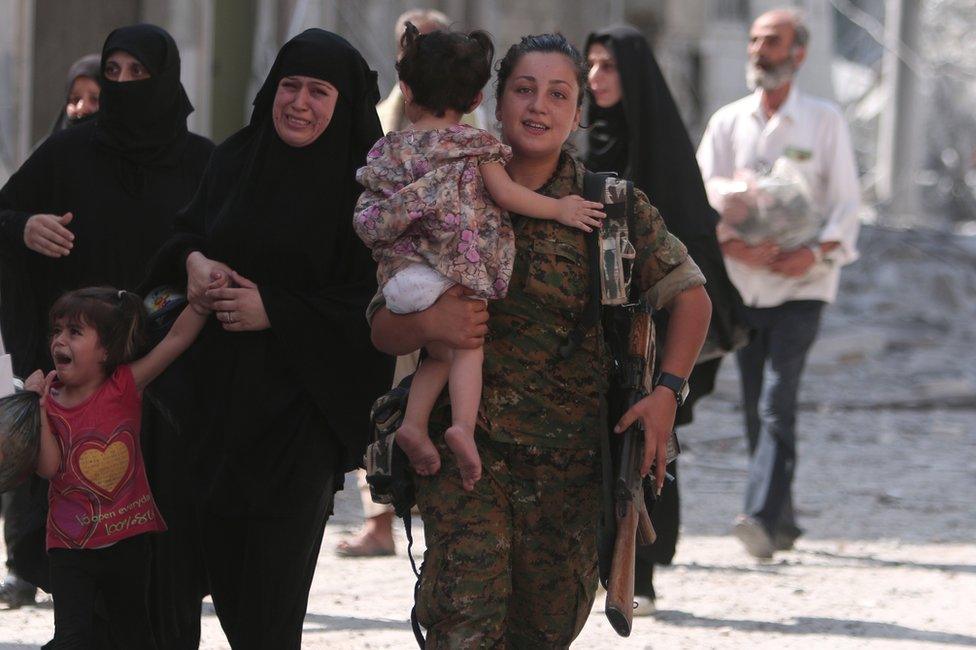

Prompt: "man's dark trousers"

[736,300,825,534]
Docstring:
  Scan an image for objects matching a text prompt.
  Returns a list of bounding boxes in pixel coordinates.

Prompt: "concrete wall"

[30,0,140,147]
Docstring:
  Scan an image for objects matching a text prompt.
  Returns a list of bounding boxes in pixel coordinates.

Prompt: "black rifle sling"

[558,171,615,358]
[406,506,426,648]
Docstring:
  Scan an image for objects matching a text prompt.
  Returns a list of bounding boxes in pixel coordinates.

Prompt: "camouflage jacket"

[461,153,702,450]
[370,153,705,450]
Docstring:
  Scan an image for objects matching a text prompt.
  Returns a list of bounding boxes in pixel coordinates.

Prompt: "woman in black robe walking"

[584,25,747,612]
[142,29,392,649]
[0,24,213,644]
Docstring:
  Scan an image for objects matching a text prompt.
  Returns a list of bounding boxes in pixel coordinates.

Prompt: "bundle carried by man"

[715,156,823,250]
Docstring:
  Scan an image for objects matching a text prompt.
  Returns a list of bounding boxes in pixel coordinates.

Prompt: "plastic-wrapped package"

[719,158,823,250]
[0,390,41,492]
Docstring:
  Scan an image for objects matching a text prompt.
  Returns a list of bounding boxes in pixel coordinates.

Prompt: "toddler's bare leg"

[395,346,451,475]
[444,345,483,491]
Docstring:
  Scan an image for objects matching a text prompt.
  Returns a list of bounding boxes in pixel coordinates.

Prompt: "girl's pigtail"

[469,30,495,69]
[116,290,148,364]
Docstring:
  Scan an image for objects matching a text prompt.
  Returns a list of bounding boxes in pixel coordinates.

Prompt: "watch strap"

[654,371,689,406]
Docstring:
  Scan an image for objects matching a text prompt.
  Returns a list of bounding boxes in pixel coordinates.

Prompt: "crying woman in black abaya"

[142,29,392,649]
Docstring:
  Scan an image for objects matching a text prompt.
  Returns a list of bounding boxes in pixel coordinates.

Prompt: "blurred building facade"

[0,0,835,185]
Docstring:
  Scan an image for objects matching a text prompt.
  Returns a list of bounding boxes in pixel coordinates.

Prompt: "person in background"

[697,8,861,559]
[337,5,485,559]
[50,54,102,134]
[585,24,747,614]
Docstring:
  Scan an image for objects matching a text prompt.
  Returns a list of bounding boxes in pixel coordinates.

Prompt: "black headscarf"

[95,24,193,170]
[144,29,390,508]
[584,26,746,423]
[49,53,101,135]
[585,26,718,242]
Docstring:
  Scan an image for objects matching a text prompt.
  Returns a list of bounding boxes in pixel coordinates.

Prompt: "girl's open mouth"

[53,352,72,365]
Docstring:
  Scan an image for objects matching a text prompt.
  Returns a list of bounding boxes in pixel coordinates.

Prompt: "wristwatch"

[654,372,689,407]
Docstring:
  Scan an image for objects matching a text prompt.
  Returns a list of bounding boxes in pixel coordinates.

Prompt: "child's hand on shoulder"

[556,195,606,233]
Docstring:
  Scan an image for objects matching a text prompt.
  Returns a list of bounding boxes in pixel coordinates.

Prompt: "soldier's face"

[496,52,582,161]
[587,42,622,109]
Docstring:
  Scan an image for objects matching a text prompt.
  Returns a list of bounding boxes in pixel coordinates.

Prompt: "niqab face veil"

[95,24,193,169]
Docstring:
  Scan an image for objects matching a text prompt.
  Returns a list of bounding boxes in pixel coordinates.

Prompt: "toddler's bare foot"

[445,425,482,491]
[396,423,441,476]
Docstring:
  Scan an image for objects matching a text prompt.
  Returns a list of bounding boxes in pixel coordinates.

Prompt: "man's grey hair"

[781,7,810,49]
[394,8,451,49]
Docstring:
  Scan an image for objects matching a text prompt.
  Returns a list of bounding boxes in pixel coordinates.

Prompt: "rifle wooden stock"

[605,299,657,638]
[605,499,638,637]
[637,494,656,546]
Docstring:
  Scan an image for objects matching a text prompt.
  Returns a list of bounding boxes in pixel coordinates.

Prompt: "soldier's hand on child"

[555,195,606,232]
[422,285,489,349]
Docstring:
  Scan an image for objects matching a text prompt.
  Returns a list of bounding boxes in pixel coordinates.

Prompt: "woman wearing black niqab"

[585,25,747,612]
[0,22,213,647]
[142,28,392,649]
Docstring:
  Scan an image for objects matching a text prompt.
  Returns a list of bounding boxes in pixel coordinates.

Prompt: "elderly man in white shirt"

[697,7,860,559]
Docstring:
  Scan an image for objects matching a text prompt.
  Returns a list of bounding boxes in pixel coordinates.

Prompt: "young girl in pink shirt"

[24,286,207,649]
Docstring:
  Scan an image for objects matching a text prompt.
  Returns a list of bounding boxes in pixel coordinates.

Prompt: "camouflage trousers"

[414,434,601,649]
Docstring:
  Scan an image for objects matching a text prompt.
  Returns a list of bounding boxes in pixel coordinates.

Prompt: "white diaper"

[383,264,456,314]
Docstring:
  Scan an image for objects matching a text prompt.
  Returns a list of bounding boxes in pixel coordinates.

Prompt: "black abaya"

[143,29,392,648]
[0,24,212,646]
[584,26,747,581]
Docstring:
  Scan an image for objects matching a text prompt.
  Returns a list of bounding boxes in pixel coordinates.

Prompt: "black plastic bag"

[0,390,41,492]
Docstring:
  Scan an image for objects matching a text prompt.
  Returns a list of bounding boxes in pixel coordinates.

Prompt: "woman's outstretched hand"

[24,212,74,257]
[555,195,606,232]
[207,270,270,332]
[613,386,677,495]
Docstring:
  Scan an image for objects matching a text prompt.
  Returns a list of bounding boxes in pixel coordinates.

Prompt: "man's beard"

[746,55,797,91]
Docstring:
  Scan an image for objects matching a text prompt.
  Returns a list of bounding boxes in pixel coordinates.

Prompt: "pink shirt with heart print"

[44,365,166,550]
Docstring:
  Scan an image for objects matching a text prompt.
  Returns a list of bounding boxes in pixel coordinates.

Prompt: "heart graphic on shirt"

[72,431,135,499]
[48,484,100,549]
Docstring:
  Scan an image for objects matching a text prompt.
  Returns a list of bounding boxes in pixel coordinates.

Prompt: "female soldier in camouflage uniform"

[369,33,712,648]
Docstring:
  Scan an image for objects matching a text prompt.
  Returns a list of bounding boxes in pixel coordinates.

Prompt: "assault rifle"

[603,298,660,637]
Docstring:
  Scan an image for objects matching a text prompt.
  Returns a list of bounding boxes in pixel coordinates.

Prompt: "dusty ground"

[2,224,975,648]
